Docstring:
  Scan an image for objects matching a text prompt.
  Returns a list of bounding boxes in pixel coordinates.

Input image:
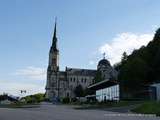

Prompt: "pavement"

[0,103,159,120]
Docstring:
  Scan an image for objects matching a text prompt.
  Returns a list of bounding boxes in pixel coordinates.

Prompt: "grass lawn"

[132,101,160,116]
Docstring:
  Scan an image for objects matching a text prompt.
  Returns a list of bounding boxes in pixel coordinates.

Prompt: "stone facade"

[97,58,118,80]
[45,22,117,101]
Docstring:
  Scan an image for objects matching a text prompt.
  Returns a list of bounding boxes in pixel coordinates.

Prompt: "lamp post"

[20,90,26,98]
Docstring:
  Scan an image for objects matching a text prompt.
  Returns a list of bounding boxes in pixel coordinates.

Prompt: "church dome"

[98,58,110,66]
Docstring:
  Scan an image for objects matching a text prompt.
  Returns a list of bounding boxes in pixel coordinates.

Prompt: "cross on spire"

[103,52,106,59]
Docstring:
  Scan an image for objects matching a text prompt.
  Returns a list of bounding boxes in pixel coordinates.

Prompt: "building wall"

[151,83,160,101]
[67,75,95,97]
[156,85,160,100]
[96,85,119,101]
[46,69,96,100]
[46,65,117,100]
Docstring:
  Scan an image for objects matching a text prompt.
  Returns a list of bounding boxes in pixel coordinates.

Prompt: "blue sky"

[0,0,160,96]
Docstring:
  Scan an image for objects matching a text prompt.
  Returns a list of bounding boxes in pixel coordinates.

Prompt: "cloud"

[0,81,45,96]
[99,32,154,65]
[15,66,46,80]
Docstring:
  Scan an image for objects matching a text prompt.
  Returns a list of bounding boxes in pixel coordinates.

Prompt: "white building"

[88,79,119,102]
[150,83,160,101]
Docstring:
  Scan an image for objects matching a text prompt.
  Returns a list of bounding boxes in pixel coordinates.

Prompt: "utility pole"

[20,90,26,98]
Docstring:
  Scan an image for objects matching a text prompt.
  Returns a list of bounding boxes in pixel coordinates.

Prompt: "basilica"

[45,21,117,101]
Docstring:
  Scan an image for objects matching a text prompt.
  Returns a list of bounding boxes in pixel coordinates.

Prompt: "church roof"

[66,67,97,76]
[98,58,110,66]
[59,71,66,76]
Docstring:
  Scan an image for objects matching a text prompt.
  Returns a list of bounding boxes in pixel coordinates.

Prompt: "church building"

[45,21,117,101]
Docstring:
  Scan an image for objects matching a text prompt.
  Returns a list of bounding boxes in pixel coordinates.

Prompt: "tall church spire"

[53,17,57,39]
[48,18,59,71]
[52,18,58,51]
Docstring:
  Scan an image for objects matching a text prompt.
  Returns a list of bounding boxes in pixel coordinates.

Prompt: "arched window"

[81,78,83,83]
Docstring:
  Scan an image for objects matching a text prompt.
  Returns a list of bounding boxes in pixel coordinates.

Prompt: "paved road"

[0,103,159,120]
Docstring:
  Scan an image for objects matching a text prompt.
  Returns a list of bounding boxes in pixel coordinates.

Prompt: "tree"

[121,52,128,64]
[74,85,84,97]
[83,88,95,96]
[152,48,160,82]
[113,52,128,72]
[119,57,149,99]
[94,71,102,83]
[113,62,122,72]
[22,93,45,103]
[118,28,160,100]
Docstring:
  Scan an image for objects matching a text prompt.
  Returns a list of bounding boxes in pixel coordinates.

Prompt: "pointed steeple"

[53,17,57,39]
[51,18,58,52]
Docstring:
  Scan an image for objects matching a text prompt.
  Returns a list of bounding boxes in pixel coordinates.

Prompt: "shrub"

[71,97,78,102]
[62,97,70,104]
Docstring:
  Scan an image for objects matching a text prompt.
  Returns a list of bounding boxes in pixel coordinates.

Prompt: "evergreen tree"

[121,52,128,63]
[94,71,102,83]
[119,28,160,100]
[74,85,84,97]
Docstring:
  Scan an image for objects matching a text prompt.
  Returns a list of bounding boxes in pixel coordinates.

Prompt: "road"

[0,103,159,120]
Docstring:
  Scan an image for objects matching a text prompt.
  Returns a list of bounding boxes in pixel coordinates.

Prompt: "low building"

[88,79,119,102]
[150,83,160,101]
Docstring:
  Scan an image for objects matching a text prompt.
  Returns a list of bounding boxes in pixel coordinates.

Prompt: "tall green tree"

[74,85,84,97]
[121,52,128,63]
[119,57,148,98]
[94,71,102,83]
[119,28,160,100]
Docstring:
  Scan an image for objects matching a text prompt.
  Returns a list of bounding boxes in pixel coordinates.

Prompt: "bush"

[22,93,45,104]
[62,97,70,104]
[71,97,78,102]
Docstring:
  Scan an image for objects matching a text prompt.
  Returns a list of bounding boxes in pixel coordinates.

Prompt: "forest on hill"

[115,28,160,99]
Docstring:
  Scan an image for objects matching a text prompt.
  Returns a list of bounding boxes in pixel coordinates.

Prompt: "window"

[96,85,119,102]
[81,78,83,83]
[70,78,72,82]
[67,93,69,97]
[84,79,86,83]
[85,78,87,82]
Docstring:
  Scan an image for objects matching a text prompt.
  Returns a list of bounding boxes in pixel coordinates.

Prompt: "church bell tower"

[48,19,59,72]
[46,19,59,100]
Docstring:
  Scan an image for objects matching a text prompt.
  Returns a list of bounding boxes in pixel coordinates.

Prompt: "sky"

[0,0,160,96]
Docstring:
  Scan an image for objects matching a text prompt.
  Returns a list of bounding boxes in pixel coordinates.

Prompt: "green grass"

[132,101,160,116]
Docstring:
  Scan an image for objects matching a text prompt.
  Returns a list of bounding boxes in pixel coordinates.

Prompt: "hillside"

[118,28,160,99]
